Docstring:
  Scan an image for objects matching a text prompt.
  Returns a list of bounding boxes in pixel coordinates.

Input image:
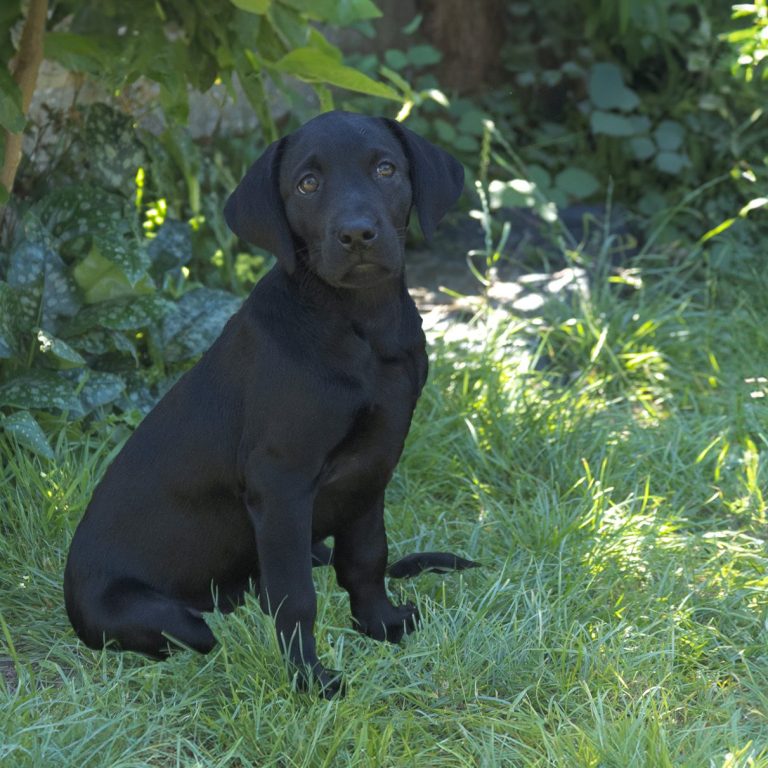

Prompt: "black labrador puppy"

[64,111,474,696]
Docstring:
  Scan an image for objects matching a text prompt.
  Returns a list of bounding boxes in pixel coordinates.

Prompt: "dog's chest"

[315,346,423,501]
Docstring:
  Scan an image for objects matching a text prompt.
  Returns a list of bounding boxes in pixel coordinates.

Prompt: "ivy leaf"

[407,45,442,67]
[66,327,138,362]
[456,108,487,137]
[433,118,456,143]
[588,63,640,112]
[7,215,81,328]
[161,288,242,362]
[33,186,149,286]
[1,411,55,460]
[384,49,408,70]
[554,168,600,200]
[653,120,685,152]
[274,48,400,100]
[230,0,271,12]
[147,220,192,276]
[630,136,656,160]
[119,376,165,418]
[0,281,21,358]
[76,371,126,414]
[453,135,479,153]
[0,371,83,416]
[74,247,155,304]
[77,104,147,193]
[63,294,177,336]
[278,0,381,25]
[590,110,638,137]
[654,151,690,175]
[37,329,87,369]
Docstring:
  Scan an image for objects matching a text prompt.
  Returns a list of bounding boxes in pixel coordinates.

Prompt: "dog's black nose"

[337,219,378,248]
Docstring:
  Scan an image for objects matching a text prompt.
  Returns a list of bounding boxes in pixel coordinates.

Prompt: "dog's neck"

[289,261,422,355]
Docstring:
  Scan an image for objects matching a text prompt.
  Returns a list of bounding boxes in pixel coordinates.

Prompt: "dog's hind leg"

[68,578,217,659]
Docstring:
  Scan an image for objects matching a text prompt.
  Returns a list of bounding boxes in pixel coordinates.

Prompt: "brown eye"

[376,161,395,178]
[297,174,319,194]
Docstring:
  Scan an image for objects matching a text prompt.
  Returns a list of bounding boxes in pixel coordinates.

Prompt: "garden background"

[1,1,767,765]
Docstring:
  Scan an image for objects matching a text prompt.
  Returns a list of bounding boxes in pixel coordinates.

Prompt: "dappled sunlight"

[405,226,768,757]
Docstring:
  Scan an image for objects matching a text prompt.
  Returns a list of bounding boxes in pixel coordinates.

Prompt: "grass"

[1,229,767,767]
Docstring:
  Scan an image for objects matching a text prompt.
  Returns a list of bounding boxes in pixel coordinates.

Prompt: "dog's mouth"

[349,263,385,276]
[337,261,395,288]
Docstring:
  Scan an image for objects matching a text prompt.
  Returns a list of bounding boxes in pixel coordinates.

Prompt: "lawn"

[1,234,767,767]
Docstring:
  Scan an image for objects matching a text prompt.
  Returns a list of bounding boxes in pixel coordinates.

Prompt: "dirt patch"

[407,215,596,334]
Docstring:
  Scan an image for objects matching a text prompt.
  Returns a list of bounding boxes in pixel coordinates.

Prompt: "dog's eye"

[376,161,395,178]
[297,174,319,194]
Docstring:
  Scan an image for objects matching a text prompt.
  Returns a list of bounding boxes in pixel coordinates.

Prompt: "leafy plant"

[467,1,767,242]
[0,106,245,458]
[43,0,397,130]
[1,0,405,201]
[725,0,768,82]
[0,208,241,457]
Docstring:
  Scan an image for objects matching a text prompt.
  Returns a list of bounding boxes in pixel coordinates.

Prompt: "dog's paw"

[294,664,346,698]
[355,601,420,643]
[316,667,346,699]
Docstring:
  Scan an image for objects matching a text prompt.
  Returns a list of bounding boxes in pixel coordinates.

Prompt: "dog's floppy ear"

[383,119,465,241]
[224,138,296,273]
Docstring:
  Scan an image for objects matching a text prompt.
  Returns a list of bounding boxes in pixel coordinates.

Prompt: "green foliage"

[0,105,256,458]
[583,62,693,177]
[2,0,766,456]
[345,3,765,243]
[0,67,24,133]
[159,288,242,363]
[1,408,54,458]
[0,0,402,203]
[495,1,766,227]
[39,0,396,131]
[726,0,768,81]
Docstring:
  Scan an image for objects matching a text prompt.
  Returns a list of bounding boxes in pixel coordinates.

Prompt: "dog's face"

[224,111,465,287]
[278,114,411,288]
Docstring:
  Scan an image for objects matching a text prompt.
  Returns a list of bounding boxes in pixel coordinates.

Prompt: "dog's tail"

[312,543,479,578]
[386,552,480,579]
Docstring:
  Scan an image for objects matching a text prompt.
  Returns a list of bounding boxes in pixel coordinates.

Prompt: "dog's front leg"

[333,493,419,642]
[245,461,342,697]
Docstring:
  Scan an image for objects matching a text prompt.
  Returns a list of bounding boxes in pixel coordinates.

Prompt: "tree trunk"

[419,0,506,93]
[1,0,48,202]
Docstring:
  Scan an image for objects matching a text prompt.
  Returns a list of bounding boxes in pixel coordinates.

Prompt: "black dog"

[64,111,475,696]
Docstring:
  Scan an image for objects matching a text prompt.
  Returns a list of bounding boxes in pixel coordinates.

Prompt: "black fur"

[64,111,473,697]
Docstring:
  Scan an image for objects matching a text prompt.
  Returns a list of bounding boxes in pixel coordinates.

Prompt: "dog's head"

[224,111,464,288]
